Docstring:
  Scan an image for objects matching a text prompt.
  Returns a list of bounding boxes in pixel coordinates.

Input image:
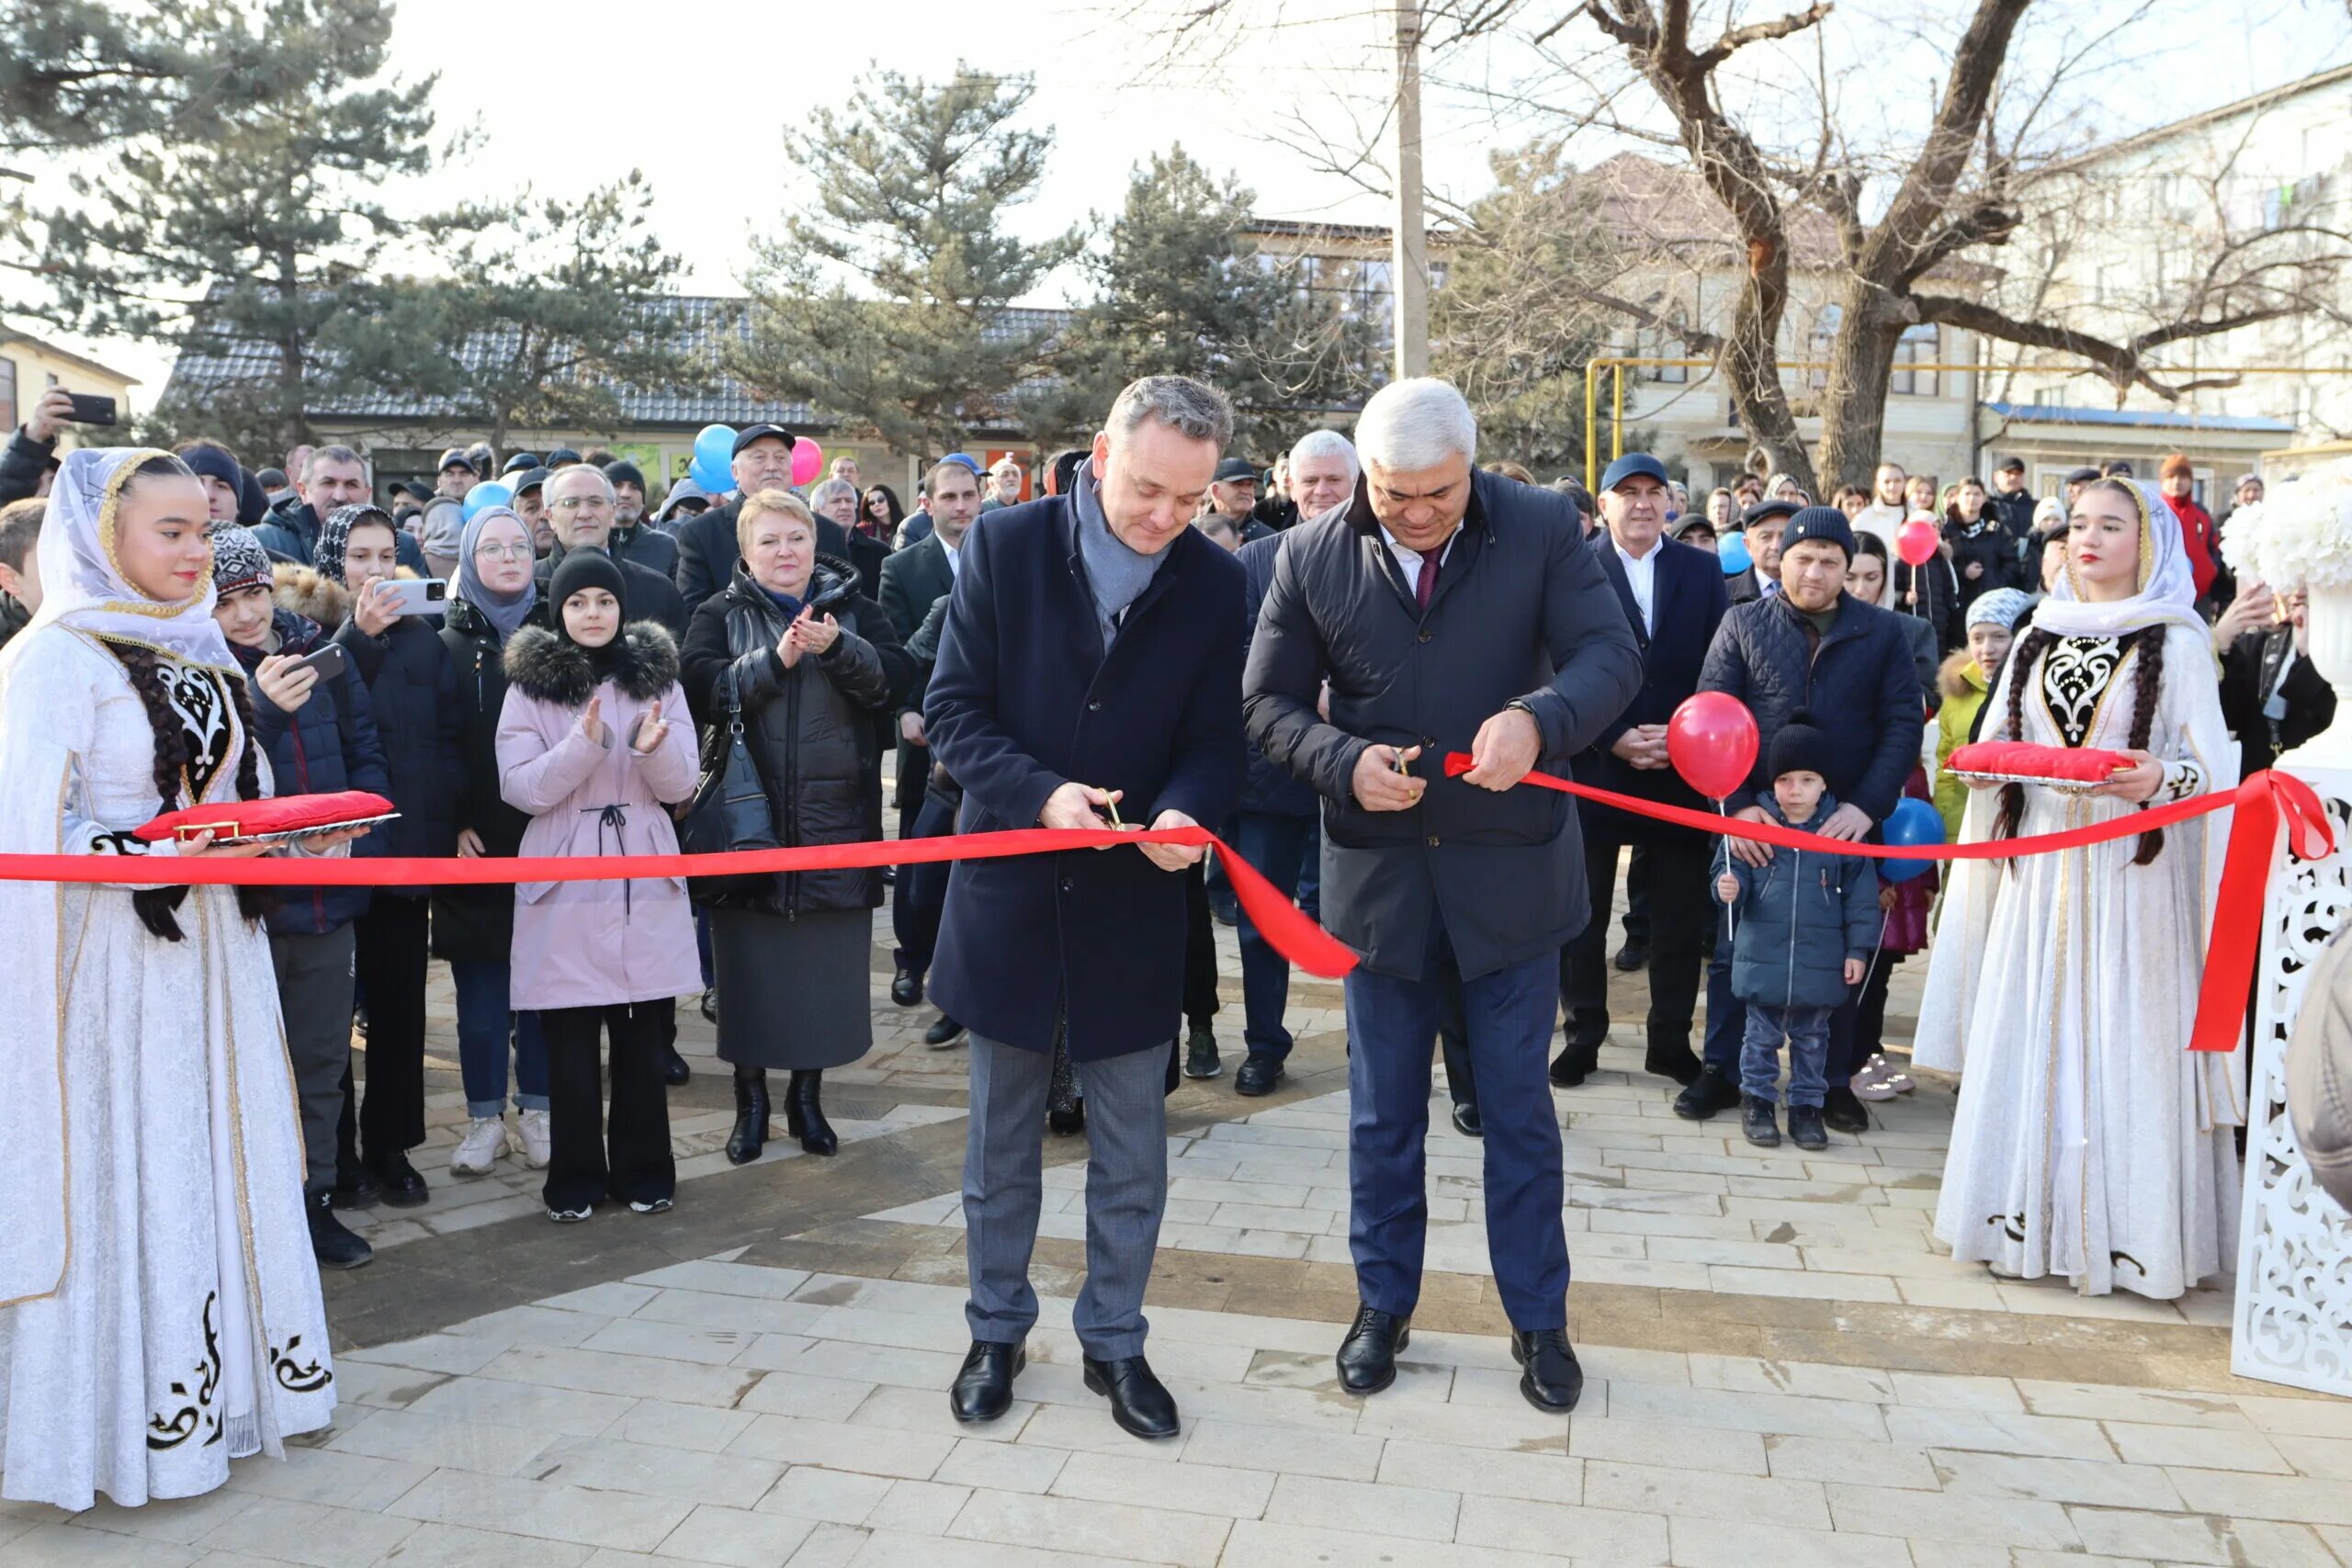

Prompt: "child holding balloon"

[1712,718,1883,1150]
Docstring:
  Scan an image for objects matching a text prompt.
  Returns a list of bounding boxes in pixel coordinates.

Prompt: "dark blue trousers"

[1232,810,1315,1059]
[891,791,957,976]
[1344,923,1568,1329]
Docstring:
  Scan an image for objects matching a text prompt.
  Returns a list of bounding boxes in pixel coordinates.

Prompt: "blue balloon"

[1879,796,1945,884]
[1717,531,1752,575]
[689,454,731,493]
[693,423,737,472]
[460,481,513,522]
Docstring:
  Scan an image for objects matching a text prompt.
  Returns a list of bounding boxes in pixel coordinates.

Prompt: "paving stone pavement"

[5,873,2346,1566]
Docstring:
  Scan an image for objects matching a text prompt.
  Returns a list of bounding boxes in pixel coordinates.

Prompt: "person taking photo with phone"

[1,387,101,505]
[209,525,392,1271]
[284,504,463,1212]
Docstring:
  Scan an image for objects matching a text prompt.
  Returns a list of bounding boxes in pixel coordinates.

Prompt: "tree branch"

[1692,1,1832,73]
[1911,292,2298,397]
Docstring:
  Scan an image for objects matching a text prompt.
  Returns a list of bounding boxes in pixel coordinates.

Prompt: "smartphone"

[289,642,347,682]
[376,578,449,617]
[63,393,118,426]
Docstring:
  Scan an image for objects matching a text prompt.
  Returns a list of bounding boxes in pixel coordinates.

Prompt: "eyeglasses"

[549,496,611,512]
[473,544,532,561]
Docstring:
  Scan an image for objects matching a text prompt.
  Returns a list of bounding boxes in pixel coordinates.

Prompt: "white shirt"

[940,533,962,580]
[1613,536,1659,631]
[1376,523,1458,590]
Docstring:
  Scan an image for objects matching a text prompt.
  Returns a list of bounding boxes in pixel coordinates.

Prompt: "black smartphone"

[289,642,346,682]
[63,393,118,426]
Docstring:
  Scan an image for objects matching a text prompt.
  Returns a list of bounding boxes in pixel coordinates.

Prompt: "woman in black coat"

[680,491,910,1163]
[430,506,553,1179]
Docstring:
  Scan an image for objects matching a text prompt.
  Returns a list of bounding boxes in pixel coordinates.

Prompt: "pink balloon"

[1897,519,1939,568]
[1666,693,1760,802]
[790,437,824,488]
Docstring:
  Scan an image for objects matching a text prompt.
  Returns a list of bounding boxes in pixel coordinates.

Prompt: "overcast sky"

[36,0,2346,402]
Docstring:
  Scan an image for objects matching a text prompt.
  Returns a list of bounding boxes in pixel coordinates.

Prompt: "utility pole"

[1390,0,1430,378]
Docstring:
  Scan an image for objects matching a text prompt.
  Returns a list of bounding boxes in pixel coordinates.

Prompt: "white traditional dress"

[1916,481,2240,1300]
[0,448,334,1510]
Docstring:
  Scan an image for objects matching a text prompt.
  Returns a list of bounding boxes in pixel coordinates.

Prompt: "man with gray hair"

[536,463,689,640]
[1245,377,1641,1413]
[925,374,1246,1441]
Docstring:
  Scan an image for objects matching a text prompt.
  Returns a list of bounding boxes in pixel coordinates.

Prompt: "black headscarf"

[548,547,630,681]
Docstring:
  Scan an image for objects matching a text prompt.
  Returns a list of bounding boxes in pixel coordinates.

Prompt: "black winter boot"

[726,1066,770,1166]
[786,1069,839,1156]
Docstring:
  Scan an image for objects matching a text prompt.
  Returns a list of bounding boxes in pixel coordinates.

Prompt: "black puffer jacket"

[679,558,909,917]
[430,592,548,958]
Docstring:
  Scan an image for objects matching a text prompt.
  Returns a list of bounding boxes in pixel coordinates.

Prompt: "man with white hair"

[1246,378,1641,1412]
[1227,428,1361,1098]
[979,456,1025,512]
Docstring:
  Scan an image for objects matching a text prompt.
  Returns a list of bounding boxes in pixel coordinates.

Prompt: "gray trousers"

[964,1030,1168,1359]
[270,925,356,1198]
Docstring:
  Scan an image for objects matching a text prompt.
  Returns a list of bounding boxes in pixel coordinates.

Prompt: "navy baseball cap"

[1600,452,1670,491]
[732,423,797,457]
[1780,504,1856,560]
[1213,457,1258,484]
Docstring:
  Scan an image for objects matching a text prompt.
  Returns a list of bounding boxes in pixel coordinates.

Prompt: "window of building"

[0,356,15,434]
[1891,323,1939,397]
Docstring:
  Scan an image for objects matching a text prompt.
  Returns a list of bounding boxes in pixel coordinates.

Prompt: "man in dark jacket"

[538,465,689,638]
[1555,453,1729,1090]
[878,457,978,1032]
[926,375,1246,1442]
[1986,455,2038,551]
[1682,505,1921,1133]
[1725,498,1795,604]
[254,445,425,572]
[1246,378,1642,1414]
[603,458,681,578]
[2219,586,2335,783]
[0,387,74,505]
[675,424,848,609]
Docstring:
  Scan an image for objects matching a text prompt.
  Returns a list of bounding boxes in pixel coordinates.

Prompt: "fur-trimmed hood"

[503,620,679,707]
[273,561,421,632]
[1939,649,1986,701]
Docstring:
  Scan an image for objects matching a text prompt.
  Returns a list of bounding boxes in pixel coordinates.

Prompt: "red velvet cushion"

[135,790,398,844]
[1945,740,2128,785]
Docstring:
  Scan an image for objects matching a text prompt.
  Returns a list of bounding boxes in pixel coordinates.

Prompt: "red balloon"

[1897,519,1939,567]
[1667,693,1760,801]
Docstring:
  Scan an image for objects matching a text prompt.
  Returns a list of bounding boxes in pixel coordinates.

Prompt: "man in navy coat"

[1246,378,1641,1414]
[1555,454,1729,1089]
[924,375,1245,1442]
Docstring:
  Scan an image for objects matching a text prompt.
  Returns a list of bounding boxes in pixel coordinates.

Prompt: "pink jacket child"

[496,619,703,1010]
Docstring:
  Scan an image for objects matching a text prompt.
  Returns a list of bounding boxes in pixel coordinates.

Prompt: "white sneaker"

[516,1108,552,1169]
[450,1116,507,1178]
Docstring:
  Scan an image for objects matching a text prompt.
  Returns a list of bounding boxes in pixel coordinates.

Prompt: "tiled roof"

[159,294,1072,432]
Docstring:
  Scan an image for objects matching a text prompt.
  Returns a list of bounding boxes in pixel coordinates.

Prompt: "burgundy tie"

[1415,550,1439,611]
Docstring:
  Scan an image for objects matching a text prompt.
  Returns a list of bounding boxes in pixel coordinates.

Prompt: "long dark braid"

[1991,625,2167,864]
[114,645,273,938]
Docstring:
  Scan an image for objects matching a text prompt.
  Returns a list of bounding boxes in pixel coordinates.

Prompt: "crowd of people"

[0,365,2335,1513]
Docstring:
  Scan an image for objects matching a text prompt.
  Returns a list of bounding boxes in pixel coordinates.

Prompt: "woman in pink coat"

[498,550,701,1222]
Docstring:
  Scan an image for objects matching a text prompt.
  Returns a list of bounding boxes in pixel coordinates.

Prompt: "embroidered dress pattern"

[144,1292,224,1451]
[2042,637,2123,747]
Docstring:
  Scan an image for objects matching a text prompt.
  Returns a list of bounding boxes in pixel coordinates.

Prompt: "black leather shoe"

[1787,1103,1829,1150]
[330,1165,379,1211]
[1644,1043,1702,1086]
[308,1191,372,1269]
[925,1015,967,1049]
[1673,1066,1741,1122]
[890,967,923,1008]
[1048,1099,1086,1135]
[785,1069,839,1156]
[1083,1356,1180,1439]
[726,1068,769,1166]
[1451,1100,1482,1137]
[1209,892,1238,927]
[1548,1045,1598,1088]
[1512,1329,1585,1412]
[1182,1025,1221,1079]
[662,1043,691,1087]
[1613,941,1648,972]
[1235,1054,1285,1097]
[1821,1086,1870,1134]
[368,1153,428,1209]
[949,1340,1024,1424]
[1336,1305,1410,1395]
[1741,1091,1781,1147]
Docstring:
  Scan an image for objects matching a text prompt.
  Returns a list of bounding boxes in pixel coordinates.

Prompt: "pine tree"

[0,1,262,171]
[729,66,1081,457]
[331,173,691,454]
[13,0,444,457]
[1027,145,1376,455]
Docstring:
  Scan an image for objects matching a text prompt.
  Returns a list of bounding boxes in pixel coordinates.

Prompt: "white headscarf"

[2029,479,2206,642]
[28,446,240,672]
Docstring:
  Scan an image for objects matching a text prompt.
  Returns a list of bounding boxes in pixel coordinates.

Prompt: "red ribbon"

[0,822,1360,978]
[1448,754,2335,1054]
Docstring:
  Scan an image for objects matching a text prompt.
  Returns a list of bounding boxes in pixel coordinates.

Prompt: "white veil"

[25,446,240,672]
[2029,479,2208,643]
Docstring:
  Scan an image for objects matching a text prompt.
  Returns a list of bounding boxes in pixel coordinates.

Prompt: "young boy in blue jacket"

[1713,719,1882,1150]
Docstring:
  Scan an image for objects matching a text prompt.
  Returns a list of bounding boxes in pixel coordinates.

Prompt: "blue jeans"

[1344,924,1568,1329]
[1740,1003,1835,1107]
[1232,811,1315,1060]
[451,958,549,1118]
